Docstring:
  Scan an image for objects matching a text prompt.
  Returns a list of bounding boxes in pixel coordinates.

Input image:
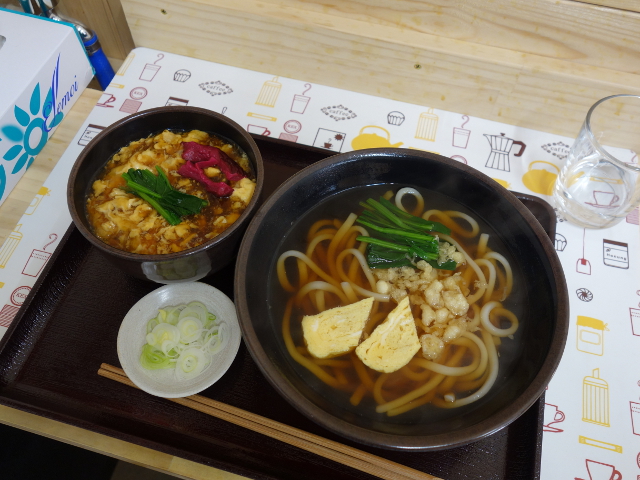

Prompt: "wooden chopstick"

[98,364,443,480]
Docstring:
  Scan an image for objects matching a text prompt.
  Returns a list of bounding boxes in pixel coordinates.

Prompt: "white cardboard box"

[0,8,94,205]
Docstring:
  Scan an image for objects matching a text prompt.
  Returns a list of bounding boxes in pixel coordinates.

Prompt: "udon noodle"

[276,188,518,417]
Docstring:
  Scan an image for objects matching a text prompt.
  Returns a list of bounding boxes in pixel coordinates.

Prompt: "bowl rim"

[67,105,264,262]
[234,147,569,451]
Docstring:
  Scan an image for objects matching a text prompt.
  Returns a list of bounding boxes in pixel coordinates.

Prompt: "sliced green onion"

[177,316,203,344]
[139,301,228,380]
[140,344,173,370]
[176,347,209,379]
[146,318,159,334]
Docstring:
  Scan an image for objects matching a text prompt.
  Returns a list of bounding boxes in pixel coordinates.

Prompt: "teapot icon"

[351,126,403,150]
[522,161,559,196]
[484,133,526,171]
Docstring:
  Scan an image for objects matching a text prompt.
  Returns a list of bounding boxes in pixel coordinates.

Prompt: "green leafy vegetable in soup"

[355,197,461,270]
[122,166,207,225]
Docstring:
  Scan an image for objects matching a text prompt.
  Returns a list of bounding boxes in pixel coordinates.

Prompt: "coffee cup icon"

[585,459,621,480]
[543,403,565,432]
[587,191,620,208]
[247,125,271,136]
[97,92,116,108]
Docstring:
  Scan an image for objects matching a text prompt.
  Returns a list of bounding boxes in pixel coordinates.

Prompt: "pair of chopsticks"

[98,364,443,480]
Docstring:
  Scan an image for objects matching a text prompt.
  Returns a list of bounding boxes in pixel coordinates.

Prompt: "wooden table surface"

[0,88,246,480]
[1,2,639,477]
[0,91,98,247]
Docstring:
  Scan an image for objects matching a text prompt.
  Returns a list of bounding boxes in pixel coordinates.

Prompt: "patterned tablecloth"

[0,47,639,479]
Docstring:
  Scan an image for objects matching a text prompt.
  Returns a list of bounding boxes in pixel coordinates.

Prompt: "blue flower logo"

[0,83,63,200]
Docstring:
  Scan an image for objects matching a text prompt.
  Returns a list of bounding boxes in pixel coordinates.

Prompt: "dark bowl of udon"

[67,106,264,283]
[235,148,569,451]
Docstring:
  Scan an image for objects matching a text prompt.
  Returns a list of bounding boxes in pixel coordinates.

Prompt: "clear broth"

[268,184,526,425]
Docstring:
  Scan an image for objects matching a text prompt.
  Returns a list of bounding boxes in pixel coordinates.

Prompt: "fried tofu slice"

[302,297,374,359]
[355,297,420,373]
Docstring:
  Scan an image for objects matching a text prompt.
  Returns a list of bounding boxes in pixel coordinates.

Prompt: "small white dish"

[117,282,241,398]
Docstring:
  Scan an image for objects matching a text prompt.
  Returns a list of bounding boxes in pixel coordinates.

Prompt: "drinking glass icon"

[22,250,51,277]
[291,94,310,114]
[290,83,311,113]
[140,63,162,82]
[631,308,640,336]
[140,53,163,81]
[452,128,470,148]
[452,115,470,148]
[631,401,640,435]
[22,234,57,278]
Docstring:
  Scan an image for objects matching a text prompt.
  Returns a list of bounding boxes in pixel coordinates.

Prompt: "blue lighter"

[36,1,115,89]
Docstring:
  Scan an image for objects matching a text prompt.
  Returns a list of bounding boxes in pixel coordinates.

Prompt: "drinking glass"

[553,94,640,228]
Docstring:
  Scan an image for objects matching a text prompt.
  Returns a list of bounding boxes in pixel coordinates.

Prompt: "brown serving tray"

[0,136,554,480]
